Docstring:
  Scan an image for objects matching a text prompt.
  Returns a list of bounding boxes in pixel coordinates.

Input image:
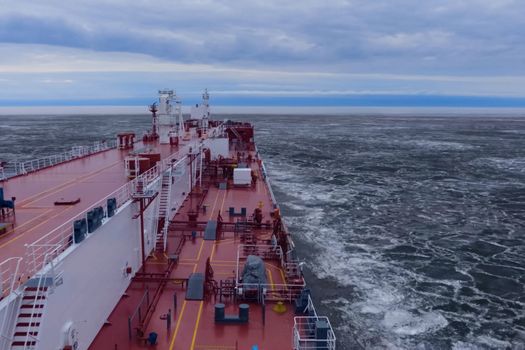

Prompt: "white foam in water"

[269,157,455,348]
[401,140,476,150]
[6,114,525,349]
[452,336,516,350]
[281,188,450,345]
[257,114,525,349]
[382,310,448,336]
[473,157,525,174]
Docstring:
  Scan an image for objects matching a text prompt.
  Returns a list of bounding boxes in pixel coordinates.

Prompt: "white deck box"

[233,168,251,186]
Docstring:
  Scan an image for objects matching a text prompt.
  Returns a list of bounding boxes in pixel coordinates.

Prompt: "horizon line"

[2,105,525,116]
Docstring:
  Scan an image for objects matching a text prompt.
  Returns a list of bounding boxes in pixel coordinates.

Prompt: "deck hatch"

[186,273,204,300]
[204,220,217,240]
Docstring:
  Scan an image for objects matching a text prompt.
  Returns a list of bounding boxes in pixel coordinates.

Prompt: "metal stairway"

[10,284,49,350]
[229,126,242,140]
[9,252,62,350]
[155,171,172,253]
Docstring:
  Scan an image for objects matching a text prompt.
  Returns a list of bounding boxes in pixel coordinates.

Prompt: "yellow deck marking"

[169,300,187,350]
[3,159,122,239]
[210,264,236,270]
[20,159,122,207]
[0,206,75,249]
[190,301,204,350]
[210,243,216,262]
[17,206,54,210]
[215,272,236,276]
[208,187,221,220]
[1,169,139,248]
[0,208,53,237]
[214,240,235,245]
[267,268,275,291]
[219,190,227,214]
[196,239,205,261]
[279,268,287,287]
[210,260,237,265]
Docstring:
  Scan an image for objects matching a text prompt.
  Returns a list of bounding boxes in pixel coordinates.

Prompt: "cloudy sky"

[1,0,525,107]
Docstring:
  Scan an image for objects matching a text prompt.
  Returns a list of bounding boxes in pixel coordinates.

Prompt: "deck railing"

[235,244,306,302]
[293,316,336,350]
[0,257,23,345]
[0,257,22,299]
[21,123,222,286]
[237,282,306,303]
[24,149,191,278]
[255,148,297,258]
[128,289,150,340]
[235,244,284,283]
[1,140,117,180]
[1,122,223,289]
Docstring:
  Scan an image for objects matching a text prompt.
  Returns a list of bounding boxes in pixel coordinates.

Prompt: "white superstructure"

[190,89,210,132]
[157,90,184,144]
[0,91,228,349]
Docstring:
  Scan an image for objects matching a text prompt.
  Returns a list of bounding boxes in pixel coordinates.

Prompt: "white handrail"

[0,123,221,292]
[24,149,189,277]
[293,316,336,350]
[237,282,306,303]
[22,123,221,284]
[23,246,59,349]
[2,140,117,180]
[162,169,172,253]
[0,257,23,343]
[0,257,22,298]
[235,244,284,284]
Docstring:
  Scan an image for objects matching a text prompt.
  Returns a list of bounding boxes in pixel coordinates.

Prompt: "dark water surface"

[1,113,525,349]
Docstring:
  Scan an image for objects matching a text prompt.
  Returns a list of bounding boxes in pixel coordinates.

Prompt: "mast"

[177,97,184,139]
[148,103,158,137]
[202,88,210,131]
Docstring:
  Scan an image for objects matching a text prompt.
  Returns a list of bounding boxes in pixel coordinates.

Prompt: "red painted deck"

[0,142,178,279]
[89,147,299,349]
[1,124,305,349]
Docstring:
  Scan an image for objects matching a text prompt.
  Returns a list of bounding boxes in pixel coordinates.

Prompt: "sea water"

[1,113,524,349]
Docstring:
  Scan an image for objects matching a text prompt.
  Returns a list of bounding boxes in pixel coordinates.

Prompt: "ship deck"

[0,142,179,280]
[89,149,299,349]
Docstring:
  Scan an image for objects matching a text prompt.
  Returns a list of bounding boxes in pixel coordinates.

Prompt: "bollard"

[215,303,225,322]
[239,304,249,323]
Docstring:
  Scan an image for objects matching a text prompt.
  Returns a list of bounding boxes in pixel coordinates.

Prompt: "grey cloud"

[1,0,525,98]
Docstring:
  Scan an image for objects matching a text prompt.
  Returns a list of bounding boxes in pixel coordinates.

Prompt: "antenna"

[149,102,158,137]
[202,88,209,107]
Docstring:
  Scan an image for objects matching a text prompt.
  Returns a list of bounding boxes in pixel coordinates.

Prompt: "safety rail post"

[2,139,117,180]
[24,142,195,273]
[23,246,60,348]
[292,316,336,350]
[15,128,218,317]
[0,257,23,298]
[128,289,150,340]
[0,257,23,344]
